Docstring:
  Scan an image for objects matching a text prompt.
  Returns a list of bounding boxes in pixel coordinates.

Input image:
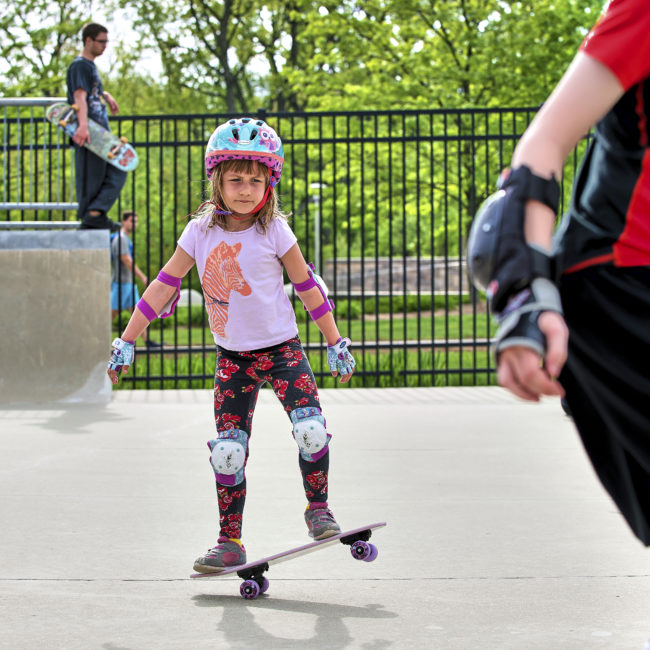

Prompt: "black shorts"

[560,265,650,545]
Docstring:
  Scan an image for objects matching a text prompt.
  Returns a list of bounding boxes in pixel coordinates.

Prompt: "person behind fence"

[106,117,356,571]
[66,23,126,232]
[467,0,650,545]
[111,211,161,349]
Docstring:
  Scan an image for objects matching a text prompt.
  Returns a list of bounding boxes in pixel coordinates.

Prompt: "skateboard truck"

[236,562,270,599]
[107,137,129,159]
[59,104,78,128]
[340,529,378,561]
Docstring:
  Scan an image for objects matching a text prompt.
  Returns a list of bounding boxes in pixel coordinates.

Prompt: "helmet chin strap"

[250,184,273,214]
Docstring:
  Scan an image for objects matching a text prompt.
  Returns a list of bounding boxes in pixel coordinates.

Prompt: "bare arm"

[499,52,625,401]
[108,246,195,384]
[72,88,90,145]
[281,243,354,383]
[103,91,119,115]
[132,262,148,285]
[513,52,625,251]
[120,246,195,342]
[119,254,147,284]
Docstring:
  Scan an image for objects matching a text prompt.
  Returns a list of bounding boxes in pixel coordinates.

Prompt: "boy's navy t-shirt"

[66,56,109,129]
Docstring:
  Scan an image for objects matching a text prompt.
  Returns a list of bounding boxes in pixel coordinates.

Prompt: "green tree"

[114,0,263,112]
[114,0,323,112]
[0,0,88,96]
[289,0,604,110]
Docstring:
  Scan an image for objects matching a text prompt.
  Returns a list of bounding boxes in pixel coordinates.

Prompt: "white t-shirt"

[177,216,299,351]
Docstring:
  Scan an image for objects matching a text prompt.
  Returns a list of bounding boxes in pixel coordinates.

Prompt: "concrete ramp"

[0,229,112,404]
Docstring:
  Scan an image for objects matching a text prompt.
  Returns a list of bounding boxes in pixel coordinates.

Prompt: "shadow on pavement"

[193,593,397,649]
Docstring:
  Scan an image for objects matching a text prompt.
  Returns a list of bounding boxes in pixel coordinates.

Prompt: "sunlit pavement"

[1,387,649,649]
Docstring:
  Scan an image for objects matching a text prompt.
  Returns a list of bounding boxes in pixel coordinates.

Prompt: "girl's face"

[220,165,267,226]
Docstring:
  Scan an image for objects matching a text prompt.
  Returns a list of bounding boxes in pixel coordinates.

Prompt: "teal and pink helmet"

[205,117,284,187]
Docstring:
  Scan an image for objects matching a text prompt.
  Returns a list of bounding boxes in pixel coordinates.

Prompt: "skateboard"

[190,522,386,599]
[45,102,138,171]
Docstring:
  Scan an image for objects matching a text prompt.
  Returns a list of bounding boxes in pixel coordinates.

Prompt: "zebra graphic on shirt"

[202,241,251,337]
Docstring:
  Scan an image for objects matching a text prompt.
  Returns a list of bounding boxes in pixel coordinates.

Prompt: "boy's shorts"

[111,282,140,311]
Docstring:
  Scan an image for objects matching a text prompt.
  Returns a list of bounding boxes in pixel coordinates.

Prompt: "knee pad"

[208,429,248,486]
[290,407,331,462]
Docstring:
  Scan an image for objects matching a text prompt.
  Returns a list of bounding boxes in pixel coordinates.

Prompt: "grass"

[114,310,493,348]
[113,302,497,390]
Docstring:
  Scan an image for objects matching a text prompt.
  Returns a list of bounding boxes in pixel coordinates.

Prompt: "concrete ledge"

[0,229,106,249]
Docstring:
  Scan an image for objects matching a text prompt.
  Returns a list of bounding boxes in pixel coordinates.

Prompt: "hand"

[107,337,135,385]
[497,311,568,401]
[73,123,90,146]
[327,337,356,383]
[104,92,119,115]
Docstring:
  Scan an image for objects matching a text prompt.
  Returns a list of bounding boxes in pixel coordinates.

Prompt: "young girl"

[107,117,356,572]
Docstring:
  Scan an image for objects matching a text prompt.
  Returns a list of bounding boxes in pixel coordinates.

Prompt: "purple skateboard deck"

[190,522,386,599]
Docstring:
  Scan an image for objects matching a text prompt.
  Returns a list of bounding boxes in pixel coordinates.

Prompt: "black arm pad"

[467,165,560,313]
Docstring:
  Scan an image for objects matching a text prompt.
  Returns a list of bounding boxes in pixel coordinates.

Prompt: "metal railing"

[1,103,587,388]
[1,97,78,215]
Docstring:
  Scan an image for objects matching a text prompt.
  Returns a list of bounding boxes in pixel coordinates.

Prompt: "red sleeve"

[580,0,650,89]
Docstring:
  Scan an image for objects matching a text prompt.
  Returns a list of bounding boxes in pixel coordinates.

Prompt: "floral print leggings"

[212,336,329,540]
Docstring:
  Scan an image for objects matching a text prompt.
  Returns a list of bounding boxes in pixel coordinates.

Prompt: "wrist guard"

[108,337,135,373]
[327,337,356,376]
[467,165,560,313]
[494,278,562,359]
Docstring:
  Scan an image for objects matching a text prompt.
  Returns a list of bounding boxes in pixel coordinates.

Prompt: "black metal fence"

[1,106,587,389]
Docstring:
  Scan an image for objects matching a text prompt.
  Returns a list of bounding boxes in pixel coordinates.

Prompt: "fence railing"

[0,97,78,214]
[1,102,587,389]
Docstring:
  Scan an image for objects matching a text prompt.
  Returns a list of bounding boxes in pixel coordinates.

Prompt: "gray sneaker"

[193,536,247,573]
[305,503,341,540]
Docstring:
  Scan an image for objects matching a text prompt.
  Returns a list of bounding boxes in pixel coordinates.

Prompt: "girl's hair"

[191,159,289,233]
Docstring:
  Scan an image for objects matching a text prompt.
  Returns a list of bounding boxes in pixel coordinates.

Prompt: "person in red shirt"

[468,0,650,544]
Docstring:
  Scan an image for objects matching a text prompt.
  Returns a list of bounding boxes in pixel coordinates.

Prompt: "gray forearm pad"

[494,278,563,360]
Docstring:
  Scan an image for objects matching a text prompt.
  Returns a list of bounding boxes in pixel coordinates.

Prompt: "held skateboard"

[190,522,386,599]
[45,102,138,171]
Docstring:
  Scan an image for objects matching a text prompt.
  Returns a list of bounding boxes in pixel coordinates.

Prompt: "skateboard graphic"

[190,522,386,599]
[46,102,138,171]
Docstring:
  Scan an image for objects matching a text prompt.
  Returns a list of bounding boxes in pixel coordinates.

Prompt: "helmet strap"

[249,183,273,214]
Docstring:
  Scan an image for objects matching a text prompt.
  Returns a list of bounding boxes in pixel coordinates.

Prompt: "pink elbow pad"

[157,270,181,318]
[292,263,335,321]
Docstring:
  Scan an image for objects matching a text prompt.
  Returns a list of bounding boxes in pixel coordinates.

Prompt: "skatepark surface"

[1,386,649,649]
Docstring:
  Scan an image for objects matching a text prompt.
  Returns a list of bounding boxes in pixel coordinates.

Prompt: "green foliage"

[278,0,604,110]
[1,0,605,114]
[0,0,87,96]
[115,343,497,389]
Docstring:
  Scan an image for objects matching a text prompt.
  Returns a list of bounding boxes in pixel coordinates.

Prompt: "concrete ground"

[1,386,649,649]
